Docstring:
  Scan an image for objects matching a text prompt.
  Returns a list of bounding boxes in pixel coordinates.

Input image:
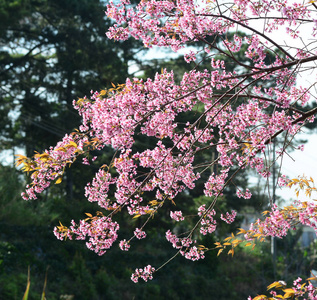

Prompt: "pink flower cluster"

[55,217,120,256]
[246,201,317,241]
[291,277,317,300]
[134,228,147,239]
[131,265,155,283]
[236,189,252,199]
[119,239,130,251]
[220,210,237,224]
[246,205,291,239]
[198,205,217,235]
[165,230,205,261]
[277,175,289,187]
[170,211,185,221]
[21,134,82,200]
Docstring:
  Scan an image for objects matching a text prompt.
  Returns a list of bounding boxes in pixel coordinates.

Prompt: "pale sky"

[275,132,317,203]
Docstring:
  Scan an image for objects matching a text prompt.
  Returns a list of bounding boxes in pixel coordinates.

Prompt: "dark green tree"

[0,0,147,200]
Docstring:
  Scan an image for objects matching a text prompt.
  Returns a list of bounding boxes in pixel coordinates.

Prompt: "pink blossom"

[119,239,130,251]
[134,228,147,240]
[220,210,237,224]
[131,265,155,283]
[170,211,185,221]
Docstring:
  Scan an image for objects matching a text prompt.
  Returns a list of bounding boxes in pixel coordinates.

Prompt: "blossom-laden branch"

[213,176,317,299]
[18,0,317,286]
[214,176,317,253]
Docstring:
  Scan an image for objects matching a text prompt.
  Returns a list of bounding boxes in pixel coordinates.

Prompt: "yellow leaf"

[56,147,67,152]
[217,248,223,256]
[21,165,32,172]
[111,82,116,88]
[284,292,294,298]
[15,154,28,167]
[198,245,206,251]
[69,141,77,148]
[34,152,49,158]
[283,288,295,294]
[55,177,63,184]
[214,242,222,248]
[245,242,252,247]
[267,281,283,290]
[133,214,141,219]
[237,228,246,234]
[253,295,267,300]
[65,143,77,149]
[307,276,317,281]
[85,213,93,218]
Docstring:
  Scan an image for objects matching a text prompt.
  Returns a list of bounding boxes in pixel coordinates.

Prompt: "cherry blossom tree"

[16,0,317,296]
